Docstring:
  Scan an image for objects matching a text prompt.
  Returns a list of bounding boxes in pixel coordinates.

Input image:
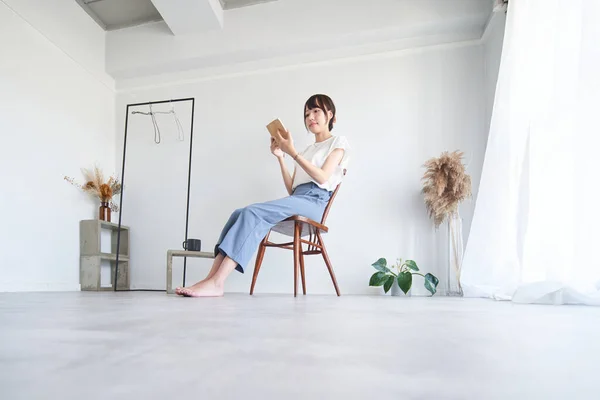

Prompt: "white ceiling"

[80,0,494,89]
[76,0,279,31]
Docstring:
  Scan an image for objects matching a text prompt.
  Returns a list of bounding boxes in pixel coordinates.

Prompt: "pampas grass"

[64,164,121,212]
[421,150,472,228]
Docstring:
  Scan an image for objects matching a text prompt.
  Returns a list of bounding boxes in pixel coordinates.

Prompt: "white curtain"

[461,0,600,305]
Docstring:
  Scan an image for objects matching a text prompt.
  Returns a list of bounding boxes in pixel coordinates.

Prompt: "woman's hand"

[273,129,297,157]
[270,137,284,159]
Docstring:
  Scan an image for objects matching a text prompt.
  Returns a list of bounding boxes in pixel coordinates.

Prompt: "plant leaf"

[371,258,391,273]
[383,276,395,293]
[397,272,412,294]
[405,260,419,271]
[424,273,440,296]
[369,272,389,287]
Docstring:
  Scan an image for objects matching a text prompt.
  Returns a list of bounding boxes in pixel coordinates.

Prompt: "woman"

[177,94,351,297]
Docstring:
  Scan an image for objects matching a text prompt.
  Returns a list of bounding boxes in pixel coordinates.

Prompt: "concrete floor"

[0,293,598,400]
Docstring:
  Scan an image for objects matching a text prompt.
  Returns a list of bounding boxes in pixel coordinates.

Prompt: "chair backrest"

[320,169,346,225]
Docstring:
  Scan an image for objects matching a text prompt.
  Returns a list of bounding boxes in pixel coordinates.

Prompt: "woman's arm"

[278,158,296,195]
[294,149,344,185]
[271,137,295,195]
[274,130,344,185]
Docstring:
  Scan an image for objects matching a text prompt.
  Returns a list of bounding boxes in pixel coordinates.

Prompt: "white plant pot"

[390,283,411,297]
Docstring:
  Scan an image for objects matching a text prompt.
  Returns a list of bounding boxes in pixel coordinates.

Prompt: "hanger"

[131,104,161,144]
[170,100,185,142]
[131,102,185,143]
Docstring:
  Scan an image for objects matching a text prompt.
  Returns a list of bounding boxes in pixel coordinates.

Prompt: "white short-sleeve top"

[292,135,351,192]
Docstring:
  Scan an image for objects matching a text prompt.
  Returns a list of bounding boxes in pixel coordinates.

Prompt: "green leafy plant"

[369,258,439,296]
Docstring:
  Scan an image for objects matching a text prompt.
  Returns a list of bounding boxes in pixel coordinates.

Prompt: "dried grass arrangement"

[421,150,472,228]
[64,165,121,212]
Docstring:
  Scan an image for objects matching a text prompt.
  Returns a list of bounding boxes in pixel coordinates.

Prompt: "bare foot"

[180,279,224,298]
[175,280,205,296]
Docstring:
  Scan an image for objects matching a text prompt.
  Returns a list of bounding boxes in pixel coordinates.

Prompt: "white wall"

[1,0,114,89]
[0,2,115,291]
[483,11,507,136]
[116,42,486,295]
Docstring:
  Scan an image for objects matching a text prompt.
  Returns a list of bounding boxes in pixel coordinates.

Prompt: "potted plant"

[369,258,439,296]
[64,165,121,222]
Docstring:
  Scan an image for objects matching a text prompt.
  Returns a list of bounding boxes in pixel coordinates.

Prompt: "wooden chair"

[250,177,345,297]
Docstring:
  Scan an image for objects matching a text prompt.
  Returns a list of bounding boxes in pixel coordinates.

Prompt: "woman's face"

[305,107,332,134]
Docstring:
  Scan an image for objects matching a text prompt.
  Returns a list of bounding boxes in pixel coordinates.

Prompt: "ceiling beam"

[150,0,223,35]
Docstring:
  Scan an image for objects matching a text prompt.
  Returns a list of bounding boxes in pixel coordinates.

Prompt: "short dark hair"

[304,94,336,131]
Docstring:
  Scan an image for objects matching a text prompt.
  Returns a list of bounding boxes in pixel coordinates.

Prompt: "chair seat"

[270,215,329,237]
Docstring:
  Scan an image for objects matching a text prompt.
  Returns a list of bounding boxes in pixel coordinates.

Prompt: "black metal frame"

[114,97,195,291]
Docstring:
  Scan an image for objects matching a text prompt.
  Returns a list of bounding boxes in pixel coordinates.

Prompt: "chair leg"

[316,231,341,296]
[250,236,268,295]
[293,222,301,297]
[300,244,306,295]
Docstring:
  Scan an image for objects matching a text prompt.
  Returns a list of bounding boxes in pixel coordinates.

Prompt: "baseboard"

[130,283,165,291]
[0,282,81,292]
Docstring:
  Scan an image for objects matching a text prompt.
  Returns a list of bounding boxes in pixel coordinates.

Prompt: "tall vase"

[99,201,111,222]
[447,211,463,296]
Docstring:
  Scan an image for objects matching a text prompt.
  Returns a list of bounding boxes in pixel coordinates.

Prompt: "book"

[266,118,289,140]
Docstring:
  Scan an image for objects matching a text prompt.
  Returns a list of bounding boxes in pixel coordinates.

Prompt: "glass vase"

[447,211,464,296]
[99,201,111,222]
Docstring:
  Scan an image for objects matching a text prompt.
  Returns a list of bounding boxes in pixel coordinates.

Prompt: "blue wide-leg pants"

[214,183,332,273]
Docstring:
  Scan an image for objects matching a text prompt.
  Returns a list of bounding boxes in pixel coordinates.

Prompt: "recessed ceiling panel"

[220,0,278,10]
[77,0,163,31]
